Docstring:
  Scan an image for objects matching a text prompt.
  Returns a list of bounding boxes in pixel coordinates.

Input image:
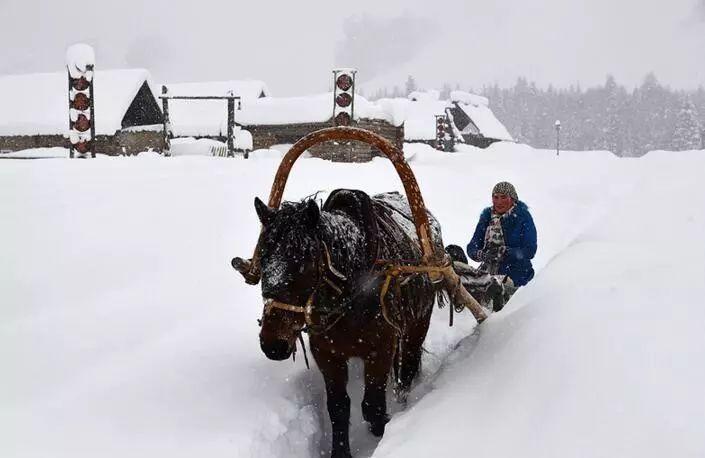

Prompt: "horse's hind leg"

[362,347,394,437]
[316,352,352,458]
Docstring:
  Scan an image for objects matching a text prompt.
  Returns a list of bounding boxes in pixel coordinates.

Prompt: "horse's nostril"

[261,338,292,361]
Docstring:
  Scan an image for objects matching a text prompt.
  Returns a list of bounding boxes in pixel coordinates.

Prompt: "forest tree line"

[367,74,705,156]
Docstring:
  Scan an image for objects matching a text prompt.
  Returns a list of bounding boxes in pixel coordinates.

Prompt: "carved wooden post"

[66,44,95,159]
[332,68,356,127]
[89,75,96,158]
[67,77,73,159]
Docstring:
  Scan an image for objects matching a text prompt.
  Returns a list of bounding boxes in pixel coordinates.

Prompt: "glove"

[479,245,506,263]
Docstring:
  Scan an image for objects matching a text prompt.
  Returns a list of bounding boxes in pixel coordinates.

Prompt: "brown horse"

[241,189,444,458]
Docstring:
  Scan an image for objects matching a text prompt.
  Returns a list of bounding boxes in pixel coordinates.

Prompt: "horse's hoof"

[393,386,409,404]
[331,450,352,458]
[369,421,386,437]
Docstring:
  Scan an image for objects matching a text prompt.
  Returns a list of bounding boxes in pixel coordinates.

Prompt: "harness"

[259,202,464,373]
[262,240,347,329]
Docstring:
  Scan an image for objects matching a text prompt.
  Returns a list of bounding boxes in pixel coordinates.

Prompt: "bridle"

[259,239,349,369]
[260,239,347,333]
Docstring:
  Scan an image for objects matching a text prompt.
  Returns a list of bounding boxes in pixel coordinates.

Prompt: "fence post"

[161,85,171,157]
[227,94,235,158]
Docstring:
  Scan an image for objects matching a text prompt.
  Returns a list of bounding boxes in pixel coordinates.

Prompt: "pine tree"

[601,75,624,154]
[404,76,417,96]
[440,83,452,100]
[671,97,702,150]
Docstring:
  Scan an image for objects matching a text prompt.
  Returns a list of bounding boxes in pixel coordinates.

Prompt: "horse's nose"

[260,337,292,361]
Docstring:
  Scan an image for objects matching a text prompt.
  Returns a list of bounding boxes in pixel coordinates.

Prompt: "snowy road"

[2,144,703,457]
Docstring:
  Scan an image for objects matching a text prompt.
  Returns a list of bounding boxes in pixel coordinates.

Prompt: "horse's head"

[254,196,322,360]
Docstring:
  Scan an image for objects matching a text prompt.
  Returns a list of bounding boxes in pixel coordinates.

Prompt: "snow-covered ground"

[1,142,703,457]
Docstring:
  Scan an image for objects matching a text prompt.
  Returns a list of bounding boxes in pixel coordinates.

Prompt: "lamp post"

[554,120,561,157]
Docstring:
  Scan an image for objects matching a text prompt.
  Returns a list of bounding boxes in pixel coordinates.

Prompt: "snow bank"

[641,149,705,159]
[374,152,705,458]
[0,147,69,159]
[169,137,227,156]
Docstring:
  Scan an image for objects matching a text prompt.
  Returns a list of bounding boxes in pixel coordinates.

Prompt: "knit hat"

[492,181,518,201]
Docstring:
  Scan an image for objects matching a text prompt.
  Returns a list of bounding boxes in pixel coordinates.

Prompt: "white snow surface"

[65,44,95,78]
[2,143,704,458]
[0,69,158,136]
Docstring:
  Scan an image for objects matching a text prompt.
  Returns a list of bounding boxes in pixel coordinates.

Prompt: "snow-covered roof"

[376,90,513,142]
[167,92,395,137]
[0,69,158,136]
[163,80,269,101]
[450,90,489,107]
[375,97,446,140]
[462,103,513,141]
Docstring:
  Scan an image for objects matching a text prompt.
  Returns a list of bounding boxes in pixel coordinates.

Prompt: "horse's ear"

[255,197,275,226]
[304,199,320,228]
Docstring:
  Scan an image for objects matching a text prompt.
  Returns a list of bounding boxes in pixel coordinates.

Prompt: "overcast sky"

[1,0,703,95]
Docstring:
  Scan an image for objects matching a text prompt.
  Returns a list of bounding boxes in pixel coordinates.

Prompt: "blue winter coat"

[466,201,537,287]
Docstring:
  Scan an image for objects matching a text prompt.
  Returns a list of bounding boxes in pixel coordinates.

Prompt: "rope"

[376,260,451,332]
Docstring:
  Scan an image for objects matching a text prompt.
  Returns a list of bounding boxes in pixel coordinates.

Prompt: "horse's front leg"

[315,350,351,458]
[362,345,394,437]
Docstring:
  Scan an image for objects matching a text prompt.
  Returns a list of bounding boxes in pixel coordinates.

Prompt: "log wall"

[245,118,404,163]
[0,130,165,156]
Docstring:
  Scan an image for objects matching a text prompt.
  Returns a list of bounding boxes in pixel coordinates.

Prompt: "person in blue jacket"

[466,181,537,305]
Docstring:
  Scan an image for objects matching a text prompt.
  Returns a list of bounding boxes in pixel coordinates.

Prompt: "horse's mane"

[262,198,320,247]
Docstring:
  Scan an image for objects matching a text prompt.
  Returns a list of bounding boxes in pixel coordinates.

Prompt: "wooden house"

[0,69,164,155]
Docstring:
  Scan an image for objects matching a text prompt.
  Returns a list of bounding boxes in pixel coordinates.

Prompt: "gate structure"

[159,86,243,158]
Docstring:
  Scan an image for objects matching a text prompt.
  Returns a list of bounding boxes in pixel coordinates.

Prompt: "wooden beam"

[158,95,242,101]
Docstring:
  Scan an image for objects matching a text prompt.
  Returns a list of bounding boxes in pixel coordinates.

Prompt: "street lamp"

[554,120,561,157]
